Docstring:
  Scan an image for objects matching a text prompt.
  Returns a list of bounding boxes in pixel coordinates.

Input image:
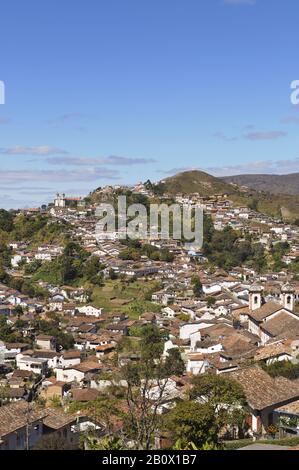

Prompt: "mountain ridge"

[221,173,299,196]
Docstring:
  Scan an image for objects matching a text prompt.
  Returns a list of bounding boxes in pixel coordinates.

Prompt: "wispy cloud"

[213,132,238,142]
[213,127,288,142]
[223,0,256,5]
[281,116,299,125]
[244,131,288,141]
[0,167,120,184]
[47,112,85,125]
[0,146,68,156]
[158,167,197,176]
[47,157,104,166]
[207,157,299,176]
[0,117,10,125]
[106,155,157,166]
[0,185,52,191]
[46,113,88,132]
[47,155,157,166]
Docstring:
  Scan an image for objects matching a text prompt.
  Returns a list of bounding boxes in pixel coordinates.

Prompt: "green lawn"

[91,279,162,318]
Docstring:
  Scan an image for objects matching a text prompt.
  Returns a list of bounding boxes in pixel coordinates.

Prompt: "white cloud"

[0,146,68,156]
[207,157,299,176]
[244,131,287,141]
[0,167,120,184]
[46,155,156,166]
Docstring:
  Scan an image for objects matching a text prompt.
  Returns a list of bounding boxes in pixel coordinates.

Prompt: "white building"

[77,305,103,317]
[16,354,48,376]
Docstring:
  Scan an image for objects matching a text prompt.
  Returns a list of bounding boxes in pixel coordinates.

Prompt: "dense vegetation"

[119,240,174,262]
[203,216,267,271]
[32,241,103,286]
[261,360,299,380]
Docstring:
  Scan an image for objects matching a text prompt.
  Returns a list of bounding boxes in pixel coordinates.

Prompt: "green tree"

[121,325,175,449]
[206,296,216,308]
[0,209,14,232]
[191,276,203,298]
[190,374,247,434]
[164,401,219,449]
[164,348,185,377]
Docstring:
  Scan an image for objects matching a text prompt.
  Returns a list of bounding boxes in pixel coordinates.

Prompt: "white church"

[247,283,299,345]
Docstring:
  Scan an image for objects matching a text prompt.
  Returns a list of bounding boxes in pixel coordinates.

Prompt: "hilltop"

[161,170,235,197]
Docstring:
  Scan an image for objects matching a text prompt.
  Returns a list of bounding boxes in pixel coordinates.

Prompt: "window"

[287,295,292,304]
[254,296,258,304]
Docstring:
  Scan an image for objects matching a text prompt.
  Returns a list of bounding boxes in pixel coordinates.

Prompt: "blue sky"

[0,0,299,208]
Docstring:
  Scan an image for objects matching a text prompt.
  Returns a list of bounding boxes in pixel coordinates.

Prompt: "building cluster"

[2,188,299,449]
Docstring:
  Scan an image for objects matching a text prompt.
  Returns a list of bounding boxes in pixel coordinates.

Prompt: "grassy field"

[91,279,162,319]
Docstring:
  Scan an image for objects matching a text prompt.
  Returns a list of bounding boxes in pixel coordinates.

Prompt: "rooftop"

[230,366,299,411]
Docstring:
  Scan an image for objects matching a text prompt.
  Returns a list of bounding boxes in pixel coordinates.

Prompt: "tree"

[69,393,122,438]
[248,198,258,212]
[163,401,219,449]
[261,360,299,380]
[121,325,176,449]
[190,374,247,436]
[0,385,10,406]
[164,348,185,377]
[160,250,174,263]
[206,296,216,308]
[0,209,14,232]
[83,256,103,284]
[109,268,118,280]
[191,276,203,298]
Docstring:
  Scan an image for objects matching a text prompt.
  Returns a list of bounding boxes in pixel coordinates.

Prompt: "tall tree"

[164,401,219,449]
[121,325,178,450]
[190,374,247,436]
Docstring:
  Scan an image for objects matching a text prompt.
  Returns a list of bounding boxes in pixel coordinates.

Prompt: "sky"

[0,0,299,209]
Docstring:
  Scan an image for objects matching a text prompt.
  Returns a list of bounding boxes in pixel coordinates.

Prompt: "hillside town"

[1,180,299,451]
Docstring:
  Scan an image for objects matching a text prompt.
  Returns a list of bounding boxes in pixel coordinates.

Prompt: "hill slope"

[161,170,299,221]
[162,170,237,197]
[221,173,299,196]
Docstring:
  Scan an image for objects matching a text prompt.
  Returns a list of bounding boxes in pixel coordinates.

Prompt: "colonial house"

[185,353,210,375]
[58,350,81,369]
[56,361,102,384]
[230,366,299,436]
[0,402,45,450]
[179,321,215,341]
[40,381,71,403]
[0,401,88,450]
[30,350,60,370]
[254,342,293,365]
[16,354,48,376]
[77,305,103,317]
[35,335,56,351]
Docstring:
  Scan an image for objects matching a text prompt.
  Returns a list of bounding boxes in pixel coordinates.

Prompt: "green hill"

[161,170,236,197]
[160,170,299,222]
